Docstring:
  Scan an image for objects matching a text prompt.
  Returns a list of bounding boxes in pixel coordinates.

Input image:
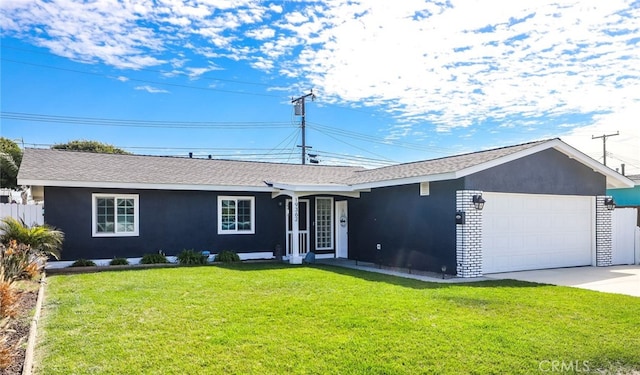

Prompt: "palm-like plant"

[0,217,64,260]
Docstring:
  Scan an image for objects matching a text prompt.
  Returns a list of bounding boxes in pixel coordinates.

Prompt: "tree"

[51,140,130,154]
[0,138,23,190]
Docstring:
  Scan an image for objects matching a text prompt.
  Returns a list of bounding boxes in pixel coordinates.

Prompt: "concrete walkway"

[318,260,640,297]
[316,259,489,283]
[486,265,640,297]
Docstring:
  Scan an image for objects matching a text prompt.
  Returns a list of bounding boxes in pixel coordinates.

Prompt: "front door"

[285,199,310,256]
[335,201,348,258]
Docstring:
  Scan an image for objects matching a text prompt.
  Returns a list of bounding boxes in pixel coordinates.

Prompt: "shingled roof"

[345,140,547,185]
[17,138,634,190]
[17,149,363,188]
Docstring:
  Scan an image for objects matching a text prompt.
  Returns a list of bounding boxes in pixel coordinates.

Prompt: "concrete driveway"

[486,265,640,297]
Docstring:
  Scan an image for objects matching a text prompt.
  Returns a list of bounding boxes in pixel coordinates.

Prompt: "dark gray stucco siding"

[45,187,286,260]
[464,148,606,195]
[348,180,462,273]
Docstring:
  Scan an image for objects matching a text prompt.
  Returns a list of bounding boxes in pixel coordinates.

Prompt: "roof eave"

[17,179,274,192]
[269,182,359,192]
[349,172,458,190]
[454,139,634,189]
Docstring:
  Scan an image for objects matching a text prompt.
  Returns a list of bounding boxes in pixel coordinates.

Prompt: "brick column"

[595,196,613,267]
[456,190,483,278]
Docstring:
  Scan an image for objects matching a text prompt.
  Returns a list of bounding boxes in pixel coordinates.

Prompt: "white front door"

[335,201,348,258]
[286,199,309,256]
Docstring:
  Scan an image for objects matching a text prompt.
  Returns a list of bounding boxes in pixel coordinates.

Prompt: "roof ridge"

[356,138,556,174]
[25,148,364,169]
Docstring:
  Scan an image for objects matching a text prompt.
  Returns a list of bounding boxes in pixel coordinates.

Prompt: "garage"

[482,192,594,274]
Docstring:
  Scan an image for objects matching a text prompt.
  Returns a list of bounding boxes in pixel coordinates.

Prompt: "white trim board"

[45,252,276,269]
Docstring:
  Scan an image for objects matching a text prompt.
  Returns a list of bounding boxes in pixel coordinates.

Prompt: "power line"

[18,140,390,166]
[312,149,395,166]
[1,58,283,98]
[309,126,395,163]
[1,44,275,88]
[1,111,292,129]
[592,131,619,167]
[308,122,453,154]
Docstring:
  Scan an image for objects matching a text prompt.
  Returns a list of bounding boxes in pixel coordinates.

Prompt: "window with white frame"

[315,197,333,250]
[92,194,139,237]
[218,196,255,234]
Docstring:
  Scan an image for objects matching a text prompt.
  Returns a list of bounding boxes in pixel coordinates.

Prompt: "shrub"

[214,250,240,263]
[0,217,64,260]
[70,259,96,267]
[109,257,129,266]
[0,323,14,371]
[0,281,18,319]
[0,241,33,282]
[177,249,208,265]
[140,253,169,264]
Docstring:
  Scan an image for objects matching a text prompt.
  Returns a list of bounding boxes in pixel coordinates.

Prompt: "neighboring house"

[17,138,634,277]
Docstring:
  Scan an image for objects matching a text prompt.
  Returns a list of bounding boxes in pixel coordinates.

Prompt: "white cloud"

[135,85,169,93]
[269,4,283,14]
[284,11,307,24]
[265,0,639,136]
[2,0,639,167]
[245,26,275,40]
[116,76,129,82]
[185,65,222,78]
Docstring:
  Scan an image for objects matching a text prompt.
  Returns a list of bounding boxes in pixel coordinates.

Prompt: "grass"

[35,263,640,374]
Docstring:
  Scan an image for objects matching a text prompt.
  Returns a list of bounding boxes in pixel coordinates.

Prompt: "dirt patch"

[1,289,38,375]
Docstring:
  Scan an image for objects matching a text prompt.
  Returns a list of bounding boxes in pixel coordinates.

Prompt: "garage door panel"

[482,193,594,274]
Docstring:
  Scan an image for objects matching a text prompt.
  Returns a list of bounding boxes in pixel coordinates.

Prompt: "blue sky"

[1,0,639,172]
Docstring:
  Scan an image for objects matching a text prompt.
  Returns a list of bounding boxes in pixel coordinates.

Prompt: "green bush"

[109,258,129,266]
[214,250,240,263]
[70,259,96,267]
[140,253,169,264]
[0,217,64,260]
[177,249,208,265]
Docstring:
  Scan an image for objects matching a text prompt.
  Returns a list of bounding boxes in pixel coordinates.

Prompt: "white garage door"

[482,192,594,274]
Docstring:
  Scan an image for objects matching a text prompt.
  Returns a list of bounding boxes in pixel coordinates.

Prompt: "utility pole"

[591,131,619,166]
[292,90,316,165]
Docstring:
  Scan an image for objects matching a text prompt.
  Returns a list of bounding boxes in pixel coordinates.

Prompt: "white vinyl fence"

[611,207,639,265]
[0,203,44,226]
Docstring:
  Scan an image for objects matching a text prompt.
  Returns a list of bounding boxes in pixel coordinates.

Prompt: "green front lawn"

[36,264,640,374]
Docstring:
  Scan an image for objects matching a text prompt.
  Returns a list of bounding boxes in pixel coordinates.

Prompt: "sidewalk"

[316,258,489,283]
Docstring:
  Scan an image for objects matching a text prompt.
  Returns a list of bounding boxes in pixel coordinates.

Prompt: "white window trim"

[217,196,256,235]
[315,197,334,250]
[91,193,140,237]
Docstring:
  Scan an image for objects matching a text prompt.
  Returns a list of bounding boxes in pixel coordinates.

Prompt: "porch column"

[289,193,303,264]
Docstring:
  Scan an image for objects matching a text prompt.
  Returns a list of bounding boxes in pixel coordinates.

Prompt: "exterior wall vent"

[420,182,430,196]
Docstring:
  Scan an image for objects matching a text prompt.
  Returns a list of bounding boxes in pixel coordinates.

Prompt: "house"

[17,138,634,276]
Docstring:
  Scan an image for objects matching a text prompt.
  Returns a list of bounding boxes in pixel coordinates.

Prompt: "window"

[315,197,333,250]
[92,194,139,237]
[218,196,255,234]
